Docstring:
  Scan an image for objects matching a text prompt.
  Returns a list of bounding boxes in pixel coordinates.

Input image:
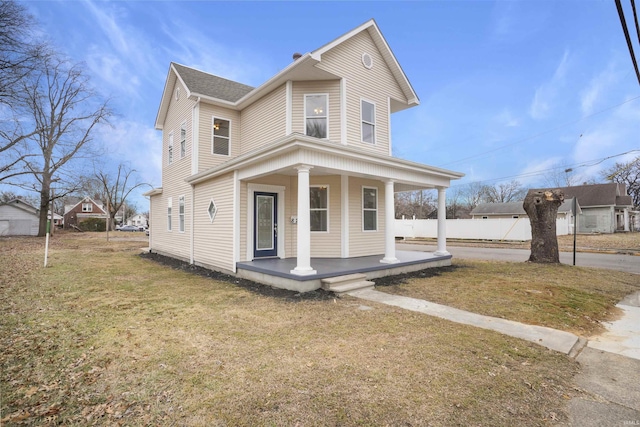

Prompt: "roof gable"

[155,19,419,128]
[311,19,418,109]
[64,197,106,215]
[0,199,39,215]
[543,183,631,207]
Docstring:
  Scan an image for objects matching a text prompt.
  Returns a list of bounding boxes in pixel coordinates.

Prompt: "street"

[397,242,640,275]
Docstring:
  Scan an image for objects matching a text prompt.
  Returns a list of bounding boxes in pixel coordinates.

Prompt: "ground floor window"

[179,195,185,232]
[310,186,328,232]
[167,197,172,231]
[362,186,377,231]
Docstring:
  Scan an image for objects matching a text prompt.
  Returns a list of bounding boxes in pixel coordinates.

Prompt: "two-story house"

[145,20,464,292]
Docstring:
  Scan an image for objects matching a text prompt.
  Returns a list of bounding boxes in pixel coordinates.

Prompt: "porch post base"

[290,267,317,276]
[434,250,450,256]
[379,257,399,264]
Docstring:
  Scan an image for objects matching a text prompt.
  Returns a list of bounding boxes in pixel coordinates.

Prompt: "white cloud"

[580,61,621,115]
[494,109,520,127]
[529,50,570,120]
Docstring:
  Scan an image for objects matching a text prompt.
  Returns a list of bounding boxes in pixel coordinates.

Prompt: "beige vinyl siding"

[348,177,385,257]
[240,84,287,155]
[197,104,241,173]
[193,173,235,272]
[292,81,341,142]
[153,78,193,260]
[308,175,341,257]
[315,30,406,155]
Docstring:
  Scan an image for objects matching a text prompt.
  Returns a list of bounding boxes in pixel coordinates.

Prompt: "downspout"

[190,186,195,264]
[232,170,239,273]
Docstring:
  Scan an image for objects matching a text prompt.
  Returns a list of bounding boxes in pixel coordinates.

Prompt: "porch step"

[322,273,375,295]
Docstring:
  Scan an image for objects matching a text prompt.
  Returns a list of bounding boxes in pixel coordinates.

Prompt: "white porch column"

[435,187,450,256]
[380,179,398,264]
[624,208,630,232]
[291,165,317,275]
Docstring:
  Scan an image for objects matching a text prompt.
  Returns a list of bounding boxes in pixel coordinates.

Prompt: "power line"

[448,149,640,189]
[616,0,640,85]
[439,95,640,167]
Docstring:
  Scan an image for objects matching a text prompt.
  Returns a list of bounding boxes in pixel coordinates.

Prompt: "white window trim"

[304,93,329,139]
[310,185,329,233]
[178,195,185,233]
[168,132,174,165]
[82,203,92,212]
[175,87,180,100]
[361,98,376,144]
[180,121,187,159]
[212,116,232,156]
[362,186,378,232]
[167,197,173,232]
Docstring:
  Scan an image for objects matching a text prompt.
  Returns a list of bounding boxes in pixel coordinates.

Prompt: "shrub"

[79,217,106,232]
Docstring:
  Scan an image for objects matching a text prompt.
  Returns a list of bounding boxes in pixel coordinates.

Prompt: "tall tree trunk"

[523,189,564,263]
[38,178,50,237]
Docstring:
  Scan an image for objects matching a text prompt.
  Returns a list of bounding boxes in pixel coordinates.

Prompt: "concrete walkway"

[347,288,640,426]
[347,288,584,355]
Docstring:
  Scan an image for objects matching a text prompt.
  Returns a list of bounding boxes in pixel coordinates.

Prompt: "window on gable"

[179,195,185,232]
[168,132,174,165]
[310,186,328,232]
[180,122,186,158]
[167,197,172,231]
[305,94,327,139]
[362,187,378,231]
[361,100,375,144]
[212,118,230,155]
[82,203,92,212]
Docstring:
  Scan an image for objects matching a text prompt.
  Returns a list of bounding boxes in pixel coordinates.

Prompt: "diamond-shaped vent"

[208,199,218,222]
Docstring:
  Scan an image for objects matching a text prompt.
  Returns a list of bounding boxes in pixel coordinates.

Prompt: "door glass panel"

[256,195,274,250]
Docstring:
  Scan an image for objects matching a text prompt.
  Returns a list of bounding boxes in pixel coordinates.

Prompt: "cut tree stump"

[523,189,564,263]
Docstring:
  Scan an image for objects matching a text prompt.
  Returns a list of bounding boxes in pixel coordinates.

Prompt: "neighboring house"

[0,199,39,236]
[549,183,633,233]
[470,198,580,235]
[49,211,63,228]
[127,214,148,228]
[63,197,107,229]
[145,20,464,292]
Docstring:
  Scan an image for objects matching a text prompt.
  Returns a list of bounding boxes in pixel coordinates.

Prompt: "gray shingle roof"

[470,199,576,216]
[536,183,631,207]
[172,63,254,103]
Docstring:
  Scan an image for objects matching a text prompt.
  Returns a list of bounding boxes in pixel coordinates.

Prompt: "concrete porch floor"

[236,250,452,293]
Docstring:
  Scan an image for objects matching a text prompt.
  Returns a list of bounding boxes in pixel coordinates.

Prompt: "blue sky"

[20,0,640,208]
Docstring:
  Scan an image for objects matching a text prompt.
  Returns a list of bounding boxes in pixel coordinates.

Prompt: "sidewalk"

[347,288,640,426]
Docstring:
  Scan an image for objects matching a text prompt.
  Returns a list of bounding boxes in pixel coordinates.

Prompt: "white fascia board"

[143,187,163,197]
[186,134,464,186]
[155,65,178,130]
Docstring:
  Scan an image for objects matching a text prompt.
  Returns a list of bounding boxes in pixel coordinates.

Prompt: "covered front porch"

[236,248,452,293]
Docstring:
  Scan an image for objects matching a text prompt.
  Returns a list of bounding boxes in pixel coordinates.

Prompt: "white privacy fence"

[395,217,571,241]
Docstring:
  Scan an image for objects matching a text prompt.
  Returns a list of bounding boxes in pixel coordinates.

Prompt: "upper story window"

[82,203,92,212]
[168,132,174,165]
[212,118,230,156]
[180,122,186,158]
[310,186,328,232]
[361,100,375,144]
[362,186,378,231]
[305,94,327,139]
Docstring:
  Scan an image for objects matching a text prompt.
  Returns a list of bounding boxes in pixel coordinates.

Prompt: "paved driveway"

[396,242,640,275]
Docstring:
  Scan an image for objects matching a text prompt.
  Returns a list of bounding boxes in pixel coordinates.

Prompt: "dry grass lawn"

[1,232,635,426]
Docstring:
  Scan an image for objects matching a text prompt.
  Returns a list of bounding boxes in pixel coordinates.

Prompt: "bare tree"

[20,55,112,236]
[602,156,640,208]
[0,0,49,182]
[95,163,148,230]
[543,166,580,188]
[459,182,488,211]
[523,189,564,263]
[483,180,526,203]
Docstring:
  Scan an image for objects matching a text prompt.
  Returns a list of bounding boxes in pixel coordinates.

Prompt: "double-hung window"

[178,195,185,232]
[310,186,328,232]
[167,197,172,231]
[212,118,230,155]
[305,94,328,139]
[362,187,378,231]
[82,203,92,212]
[361,100,375,144]
[168,132,174,165]
[180,122,186,158]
